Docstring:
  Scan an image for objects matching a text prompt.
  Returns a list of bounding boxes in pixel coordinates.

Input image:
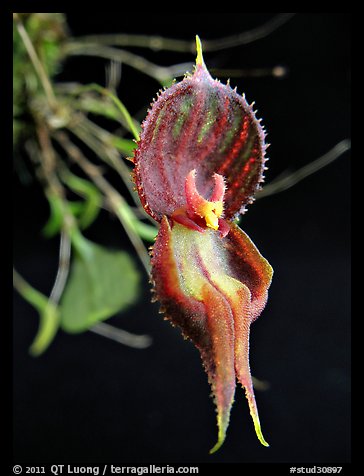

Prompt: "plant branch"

[90,322,152,349]
[66,14,296,53]
[69,119,156,227]
[72,121,157,231]
[53,131,152,274]
[49,230,72,305]
[74,83,140,141]
[256,139,351,199]
[62,43,173,85]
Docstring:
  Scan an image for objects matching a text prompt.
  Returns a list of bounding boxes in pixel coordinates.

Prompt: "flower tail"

[201,284,236,454]
[233,301,269,447]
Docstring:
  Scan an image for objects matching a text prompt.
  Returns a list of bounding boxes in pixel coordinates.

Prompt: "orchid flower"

[133,37,273,453]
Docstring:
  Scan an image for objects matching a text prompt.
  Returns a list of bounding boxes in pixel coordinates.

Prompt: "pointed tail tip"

[254,419,270,447]
[209,428,269,454]
[259,436,270,448]
[209,423,227,455]
[245,387,270,448]
[209,438,224,455]
[195,35,205,68]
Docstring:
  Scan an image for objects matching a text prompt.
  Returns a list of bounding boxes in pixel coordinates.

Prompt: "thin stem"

[35,123,65,198]
[66,34,191,53]
[66,14,296,52]
[33,126,79,309]
[62,43,173,85]
[256,139,351,199]
[90,322,152,349]
[49,230,71,305]
[105,60,122,92]
[62,15,295,86]
[71,120,138,201]
[165,63,289,80]
[210,65,288,79]
[13,13,57,109]
[69,83,140,140]
[201,13,296,51]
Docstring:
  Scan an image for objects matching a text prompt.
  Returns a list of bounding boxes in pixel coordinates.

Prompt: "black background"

[13,13,351,464]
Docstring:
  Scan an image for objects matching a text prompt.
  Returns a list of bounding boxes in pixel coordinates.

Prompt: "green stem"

[13,269,48,312]
[68,83,140,140]
[256,139,351,200]
[114,201,157,242]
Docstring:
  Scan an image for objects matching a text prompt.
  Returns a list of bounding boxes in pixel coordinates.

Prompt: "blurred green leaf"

[42,193,65,238]
[60,237,141,333]
[72,95,123,122]
[43,174,102,239]
[61,172,102,229]
[68,200,87,217]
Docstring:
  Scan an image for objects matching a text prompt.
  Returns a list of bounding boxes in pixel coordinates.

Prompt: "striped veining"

[134,60,266,222]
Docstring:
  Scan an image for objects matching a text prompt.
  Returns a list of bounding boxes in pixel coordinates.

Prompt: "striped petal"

[134,49,267,222]
[151,216,273,452]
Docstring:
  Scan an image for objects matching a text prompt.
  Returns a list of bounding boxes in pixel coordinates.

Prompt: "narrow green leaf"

[42,193,64,238]
[72,96,122,122]
[68,200,87,217]
[110,136,137,156]
[60,238,141,333]
[29,302,60,356]
[13,269,60,356]
[61,172,102,229]
[114,200,158,242]
[132,220,158,242]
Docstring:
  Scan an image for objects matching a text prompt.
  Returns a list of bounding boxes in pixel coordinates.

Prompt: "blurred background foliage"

[13,12,159,354]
